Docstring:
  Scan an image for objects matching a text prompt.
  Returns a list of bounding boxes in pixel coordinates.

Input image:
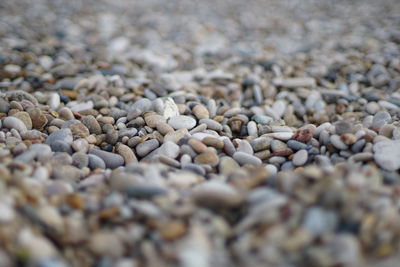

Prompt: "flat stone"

[13,112,32,130]
[194,151,219,166]
[293,149,308,166]
[81,115,102,135]
[143,141,180,160]
[192,181,243,208]
[125,184,166,199]
[192,104,209,119]
[199,118,222,131]
[219,156,240,176]
[3,117,27,132]
[45,128,73,145]
[72,152,89,168]
[88,154,106,169]
[334,121,352,135]
[233,151,262,166]
[373,140,400,171]
[90,149,124,169]
[50,140,73,154]
[116,143,137,164]
[136,139,159,157]
[168,115,196,130]
[372,111,391,129]
[28,108,48,130]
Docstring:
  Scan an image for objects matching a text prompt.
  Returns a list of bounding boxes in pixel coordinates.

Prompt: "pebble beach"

[1,0,400,266]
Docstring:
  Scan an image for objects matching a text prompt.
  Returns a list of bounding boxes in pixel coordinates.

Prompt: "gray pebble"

[233,151,262,166]
[293,149,308,166]
[45,128,73,146]
[372,110,391,129]
[90,149,124,169]
[88,154,106,169]
[136,139,159,157]
[168,115,196,130]
[50,140,73,154]
[3,117,27,132]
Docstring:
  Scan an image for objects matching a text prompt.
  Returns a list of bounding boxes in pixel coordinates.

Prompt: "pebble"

[45,128,73,145]
[144,141,180,160]
[3,117,27,132]
[136,139,160,157]
[81,115,102,135]
[199,118,223,131]
[13,112,32,130]
[192,104,209,119]
[330,135,348,150]
[72,152,89,168]
[219,156,240,175]
[335,121,352,135]
[372,111,391,129]
[88,154,106,169]
[192,181,242,208]
[292,149,308,166]
[116,143,138,164]
[194,151,219,166]
[90,149,125,169]
[168,115,196,130]
[233,152,262,166]
[373,140,400,171]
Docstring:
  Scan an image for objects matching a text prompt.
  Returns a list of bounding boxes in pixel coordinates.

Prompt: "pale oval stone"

[3,117,27,132]
[293,149,308,166]
[168,115,196,130]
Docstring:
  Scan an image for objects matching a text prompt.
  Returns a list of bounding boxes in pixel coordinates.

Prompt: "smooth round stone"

[13,112,32,130]
[45,128,73,145]
[271,140,287,152]
[199,118,222,131]
[182,163,206,176]
[0,97,10,113]
[3,117,27,132]
[156,121,174,135]
[237,140,254,155]
[105,130,119,145]
[247,121,258,137]
[188,138,208,153]
[192,181,242,208]
[58,107,74,121]
[164,128,189,143]
[233,151,262,166]
[330,135,348,150]
[373,140,400,171]
[194,151,219,166]
[136,139,159,157]
[28,108,48,130]
[125,184,166,199]
[116,143,137,164]
[72,152,89,168]
[253,114,273,125]
[250,137,271,151]
[49,93,60,109]
[168,115,196,130]
[90,149,124,169]
[223,137,236,156]
[143,141,180,160]
[264,132,293,141]
[130,98,152,112]
[293,149,308,166]
[219,156,240,175]
[202,137,224,150]
[192,104,209,120]
[69,122,90,138]
[145,114,165,128]
[287,140,308,151]
[372,111,391,129]
[88,154,106,169]
[334,121,352,135]
[281,161,295,171]
[71,138,89,153]
[50,140,73,154]
[265,164,277,175]
[81,115,102,135]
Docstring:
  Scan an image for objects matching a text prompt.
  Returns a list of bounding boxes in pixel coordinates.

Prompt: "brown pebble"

[188,138,208,153]
[159,220,187,241]
[192,104,209,120]
[202,136,224,150]
[116,143,138,164]
[341,133,357,145]
[195,150,219,166]
[28,108,48,130]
